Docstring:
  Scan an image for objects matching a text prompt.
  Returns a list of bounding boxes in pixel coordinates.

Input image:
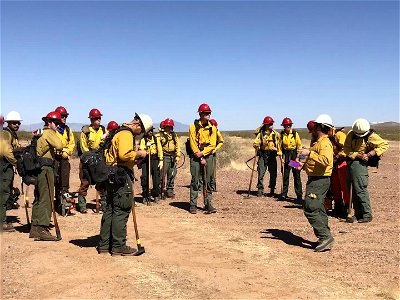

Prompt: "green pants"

[190,156,213,207]
[210,154,217,191]
[98,173,133,251]
[140,157,161,197]
[282,150,302,196]
[303,176,332,241]
[347,160,371,219]
[256,151,277,191]
[164,155,177,193]
[0,162,14,223]
[32,166,54,227]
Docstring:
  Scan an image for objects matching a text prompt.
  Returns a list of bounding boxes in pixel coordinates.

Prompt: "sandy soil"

[1,140,399,299]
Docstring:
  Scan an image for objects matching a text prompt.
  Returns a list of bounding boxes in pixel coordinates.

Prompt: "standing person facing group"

[77,108,107,213]
[253,116,282,198]
[280,117,302,201]
[188,103,217,214]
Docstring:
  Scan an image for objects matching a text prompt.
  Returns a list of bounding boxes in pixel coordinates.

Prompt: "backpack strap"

[64,125,71,143]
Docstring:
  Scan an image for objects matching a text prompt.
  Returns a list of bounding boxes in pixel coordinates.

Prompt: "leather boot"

[34,226,58,241]
[29,225,40,238]
[77,195,87,213]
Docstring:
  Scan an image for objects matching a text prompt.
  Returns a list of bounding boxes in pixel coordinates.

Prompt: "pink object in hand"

[289,160,300,168]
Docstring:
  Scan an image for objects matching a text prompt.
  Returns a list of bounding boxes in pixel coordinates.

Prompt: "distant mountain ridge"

[20,121,190,132]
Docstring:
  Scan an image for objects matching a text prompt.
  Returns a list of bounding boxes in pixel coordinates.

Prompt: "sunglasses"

[91,117,101,121]
[284,125,292,128]
[61,115,68,119]
[266,123,273,126]
[11,121,21,126]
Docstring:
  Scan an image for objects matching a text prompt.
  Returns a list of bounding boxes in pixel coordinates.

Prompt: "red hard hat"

[307,120,315,133]
[159,121,165,129]
[209,119,218,127]
[281,117,293,126]
[89,108,103,118]
[198,103,212,113]
[0,115,4,126]
[107,121,119,131]
[262,116,274,125]
[42,111,62,122]
[164,118,175,127]
[55,106,69,116]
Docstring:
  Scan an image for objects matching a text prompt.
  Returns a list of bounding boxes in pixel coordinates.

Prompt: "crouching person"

[97,113,152,256]
[30,111,63,241]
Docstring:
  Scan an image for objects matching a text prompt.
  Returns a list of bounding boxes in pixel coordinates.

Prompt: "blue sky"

[1,1,399,130]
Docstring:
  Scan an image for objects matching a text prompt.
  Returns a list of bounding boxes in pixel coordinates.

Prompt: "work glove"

[158,160,163,170]
[175,157,180,164]
[146,141,151,147]
[62,151,69,159]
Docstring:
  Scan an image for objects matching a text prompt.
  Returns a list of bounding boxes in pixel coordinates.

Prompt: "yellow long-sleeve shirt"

[56,125,75,157]
[80,125,107,153]
[344,130,389,160]
[281,129,302,151]
[213,130,224,154]
[157,131,181,159]
[36,127,63,159]
[302,135,333,176]
[189,120,217,157]
[139,135,163,161]
[104,125,137,169]
[0,131,17,165]
[253,130,282,156]
[332,130,347,159]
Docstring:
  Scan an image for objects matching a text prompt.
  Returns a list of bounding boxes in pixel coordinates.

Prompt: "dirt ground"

[1,140,399,299]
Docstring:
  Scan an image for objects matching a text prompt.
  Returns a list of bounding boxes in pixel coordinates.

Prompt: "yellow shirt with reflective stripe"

[281,129,302,151]
[104,125,136,169]
[344,131,389,160]
[80,125,107,153]
[139,135,163,161]
[189,121,216,157]
[303,135,333,176]
[253,130,282,155]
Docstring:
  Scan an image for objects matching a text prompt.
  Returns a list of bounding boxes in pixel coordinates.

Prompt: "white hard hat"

[314,114,333,128]
[5,111,22,122]
[352,118,370,137]
[135,113,153,133]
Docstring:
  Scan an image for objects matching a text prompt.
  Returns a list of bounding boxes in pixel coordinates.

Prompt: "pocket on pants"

[304,196,320,213]
[114,193,132,211]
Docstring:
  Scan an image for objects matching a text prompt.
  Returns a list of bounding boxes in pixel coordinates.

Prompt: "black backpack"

[13,136,42,186]
[80,126,131,185]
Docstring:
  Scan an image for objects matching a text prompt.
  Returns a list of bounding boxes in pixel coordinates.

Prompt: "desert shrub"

[216,134,241,169]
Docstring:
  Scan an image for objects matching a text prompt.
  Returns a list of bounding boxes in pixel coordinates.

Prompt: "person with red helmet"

[53,106,75,215]
[280,117,303,201]
[187,103,217,214]
[28,111,63,241]
[106,121,119,132]
[158,118,181,199]
[253,116,282,197]
[76,108,107,213]
[209,119,224,192]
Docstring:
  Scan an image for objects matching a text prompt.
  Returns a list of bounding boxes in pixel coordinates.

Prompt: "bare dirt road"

[1,140,399,299]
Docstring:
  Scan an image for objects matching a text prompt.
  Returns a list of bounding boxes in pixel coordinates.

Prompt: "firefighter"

[329,127,350,218]
[343,118,389,223]
[0,112,22,232]
[3,111,23,212]
[77,108,107,213]
[158,118,180,198]
[106,121,119,134]
[253,116,282,197]
[297,114,335,252]
[188,103,217,214]
[29,111,63,241]
[97,113,152,255]
[280,117,302,201]
[209,119,224,192]
[54,106,75,214]
[139,128,163,203]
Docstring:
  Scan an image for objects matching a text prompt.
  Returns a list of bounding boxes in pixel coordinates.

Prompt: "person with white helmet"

[343,118,389,223]
[296,114,335,252]
[97,113,152,256]
[0,111,22,232]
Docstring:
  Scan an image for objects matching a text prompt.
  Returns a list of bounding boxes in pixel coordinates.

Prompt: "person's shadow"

[69,235,100,248]
[261,229,316,249]
[169,201,191,212]
[236,189,258,197]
